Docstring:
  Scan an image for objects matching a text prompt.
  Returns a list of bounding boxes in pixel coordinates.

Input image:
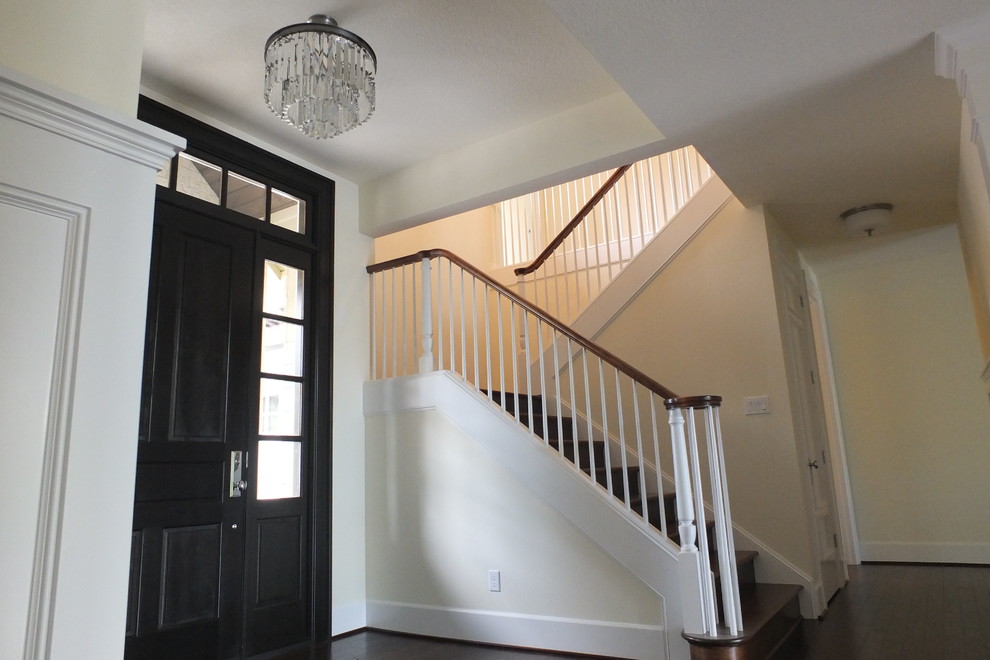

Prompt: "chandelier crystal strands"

[264,15,377,139]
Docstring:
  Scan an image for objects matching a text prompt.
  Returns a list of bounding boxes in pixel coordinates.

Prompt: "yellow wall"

[596,199,816,574]
[373,205,498,271]
[957,104,990,362]
[0,0,145,115]
[816,225,990,562]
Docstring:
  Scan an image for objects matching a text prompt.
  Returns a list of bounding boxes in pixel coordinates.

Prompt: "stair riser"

[520,414,573,441]
[583,466,641,500]
[486,391,543,415]
[551,439,606,468]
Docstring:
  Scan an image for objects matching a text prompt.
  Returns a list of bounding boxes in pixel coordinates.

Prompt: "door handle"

[230,451,248,497]
[808,459,820,469]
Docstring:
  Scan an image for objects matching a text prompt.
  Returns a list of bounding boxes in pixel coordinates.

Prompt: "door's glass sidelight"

[261,320,304,377]
[259,378,302,436]
[256,441,301,500]
[263,260,305,320]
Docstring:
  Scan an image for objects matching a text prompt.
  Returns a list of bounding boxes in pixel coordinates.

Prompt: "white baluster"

[524,309,534,432]
[538,319,549,446]
[650,393,665,536]
[631,383,647,521]
[401,264,408,375]
[553,330,563,452]
[598,358,613,496]
[471,274,479,388]
[370,272,378,379]
[459,268,466,378]
[582,350,595,475]
[418,257,434,373]
[390,268,397,378]
[508,298,519,422]
[484,283,493,400]
[436,259,444,371]
[497,292,506,413]
[616,370,630,506]
[411,263,418,376]
[448,260,454,373]
[566,338,580,471]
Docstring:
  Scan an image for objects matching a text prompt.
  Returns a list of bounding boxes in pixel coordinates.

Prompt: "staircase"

[366,150,809,658]
[490,391,803,659]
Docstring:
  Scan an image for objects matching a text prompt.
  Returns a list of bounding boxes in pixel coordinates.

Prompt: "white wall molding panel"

[0,67,182,659]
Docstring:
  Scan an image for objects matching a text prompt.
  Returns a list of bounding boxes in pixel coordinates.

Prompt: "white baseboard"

[332,601,367,636]
[366,600,666,660]
[860,541,990,564]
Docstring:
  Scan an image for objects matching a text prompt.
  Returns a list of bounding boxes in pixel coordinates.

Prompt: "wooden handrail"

[367,248,678,399]
[514,164,632,276]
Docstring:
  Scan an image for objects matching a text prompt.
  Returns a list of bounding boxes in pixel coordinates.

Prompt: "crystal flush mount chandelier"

[264,14,377,139]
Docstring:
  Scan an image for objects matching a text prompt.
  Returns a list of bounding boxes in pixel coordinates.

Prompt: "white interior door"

[772,238,846,605]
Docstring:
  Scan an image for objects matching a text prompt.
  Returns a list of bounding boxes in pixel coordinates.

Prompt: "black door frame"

[137,96,333,652]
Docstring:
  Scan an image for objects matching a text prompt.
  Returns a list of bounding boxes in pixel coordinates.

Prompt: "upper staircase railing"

[501,146,713,325]
[367,248,742,638]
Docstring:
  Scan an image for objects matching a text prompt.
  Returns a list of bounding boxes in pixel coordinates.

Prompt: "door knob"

[230,451,248,497]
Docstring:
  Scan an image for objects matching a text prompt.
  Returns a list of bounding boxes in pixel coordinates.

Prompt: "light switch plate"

[744,396,770,415]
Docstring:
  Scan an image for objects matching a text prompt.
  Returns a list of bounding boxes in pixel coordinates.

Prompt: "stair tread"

[682,582,802,645]
[710,550,758,579]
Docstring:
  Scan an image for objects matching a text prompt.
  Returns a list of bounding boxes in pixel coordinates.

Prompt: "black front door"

[127,98,332,659]
[128,199,317,659]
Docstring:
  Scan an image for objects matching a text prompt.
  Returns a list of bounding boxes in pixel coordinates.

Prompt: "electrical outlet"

[488,569,501,592]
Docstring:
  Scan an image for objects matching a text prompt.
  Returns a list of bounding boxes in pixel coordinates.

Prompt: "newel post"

[419,257,434,373]
[667,406,698,552]
[667,396,721,637]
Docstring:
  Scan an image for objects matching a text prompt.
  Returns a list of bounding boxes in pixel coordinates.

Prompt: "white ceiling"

[142,1,990,247]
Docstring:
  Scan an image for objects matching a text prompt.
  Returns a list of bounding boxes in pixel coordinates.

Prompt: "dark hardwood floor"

[800,563,990,660]
[279,564,990,659]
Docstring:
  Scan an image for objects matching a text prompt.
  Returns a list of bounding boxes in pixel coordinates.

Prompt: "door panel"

[160,524,222,628]
[170,234,236,440]
[256,516,302,606]
[127,203,253,660]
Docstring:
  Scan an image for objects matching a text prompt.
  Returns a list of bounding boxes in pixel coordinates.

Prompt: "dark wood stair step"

[547,436,605,467]
[630,492,677,530]
[518,413,572,441]
[581,465,641,499]
[682,583,803,660]
[483,390,543,415]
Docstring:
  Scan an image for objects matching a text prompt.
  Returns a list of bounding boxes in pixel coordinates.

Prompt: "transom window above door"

[157,152,306,234]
